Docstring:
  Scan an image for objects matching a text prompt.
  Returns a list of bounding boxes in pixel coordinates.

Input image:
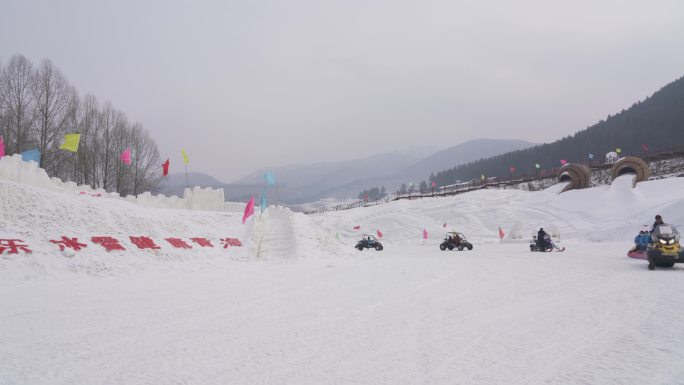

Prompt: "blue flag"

[260,188,267,213]
[588,153,594,160]
[264,172,276,185]
[21,149,41,164]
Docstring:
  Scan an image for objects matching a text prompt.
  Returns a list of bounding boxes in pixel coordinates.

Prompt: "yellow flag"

[616,148,622,154]
[181,149,189,165]
[59,134,81,152]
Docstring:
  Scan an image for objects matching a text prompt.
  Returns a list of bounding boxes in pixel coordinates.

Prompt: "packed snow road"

[3,242,684,385]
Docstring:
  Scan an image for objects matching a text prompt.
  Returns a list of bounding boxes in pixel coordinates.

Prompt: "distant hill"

[395,139,535,182]
[161,172,226,189]
[156,139,537,204]
[431,76,684,186]
[236,148,435,188]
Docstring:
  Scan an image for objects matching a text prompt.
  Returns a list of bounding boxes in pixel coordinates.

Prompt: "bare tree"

[130,123,161,195]
[0,55,37,154]
[32,59,78,174]
[0,54,163,197]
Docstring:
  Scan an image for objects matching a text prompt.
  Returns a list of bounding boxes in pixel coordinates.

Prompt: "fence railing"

[302,146,684,215]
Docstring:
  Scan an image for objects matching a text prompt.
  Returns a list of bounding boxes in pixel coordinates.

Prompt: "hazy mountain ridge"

[430,76,684,185]
[158,139,535,203]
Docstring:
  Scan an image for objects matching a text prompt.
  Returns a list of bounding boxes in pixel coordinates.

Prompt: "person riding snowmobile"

[650,215,664,233]
[537,228,548,250]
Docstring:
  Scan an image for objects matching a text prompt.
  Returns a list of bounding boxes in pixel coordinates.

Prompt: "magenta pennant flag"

[242,196,255,224]
[0,136,4,158]
[642,144,649,152]
[560,159,568,165]
[120,148,132,165]
[377,229,383,238]
[423,229,428,240]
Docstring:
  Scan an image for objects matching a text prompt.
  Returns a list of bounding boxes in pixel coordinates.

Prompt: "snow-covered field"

[2,166,684,384]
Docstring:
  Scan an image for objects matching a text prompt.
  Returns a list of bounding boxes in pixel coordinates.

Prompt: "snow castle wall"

[0,154,234,212]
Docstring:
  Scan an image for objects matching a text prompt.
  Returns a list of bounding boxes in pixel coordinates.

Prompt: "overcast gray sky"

[2,0,683,181]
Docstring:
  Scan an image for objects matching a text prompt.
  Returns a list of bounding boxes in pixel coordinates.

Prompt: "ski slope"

[2,170,684,385]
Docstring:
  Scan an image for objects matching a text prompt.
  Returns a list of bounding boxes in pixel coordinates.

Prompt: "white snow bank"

[0,154,234,211]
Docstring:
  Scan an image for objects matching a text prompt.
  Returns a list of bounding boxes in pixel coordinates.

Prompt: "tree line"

[429,75,684,186]
[0,54,161,196]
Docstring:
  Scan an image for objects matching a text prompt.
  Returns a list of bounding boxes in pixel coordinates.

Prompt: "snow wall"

[0,154,237,212]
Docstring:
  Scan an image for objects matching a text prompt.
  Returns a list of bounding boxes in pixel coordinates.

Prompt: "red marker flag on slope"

[642,144,649,152]
[353,225,361,230]
[560,159,568,165]
[242,196,255,224]
[162,158,170,177]
[509,166,516,173]
[423,229,428,240]
[499,226,505,239]
[377,230,383,238]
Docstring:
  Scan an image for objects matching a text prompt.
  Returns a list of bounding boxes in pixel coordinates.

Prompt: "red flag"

[0,135,4,158]
[423,229,428,240]
[242,196,255,224]
[353,225,360,230]
[499,226,505,239]
[162,158,170,177]
[364,194,369,202]
[509,166,516,173]
[560,159,568,165]
[377,230,383,238]
[642,144,649,151]
[431,181,436,188]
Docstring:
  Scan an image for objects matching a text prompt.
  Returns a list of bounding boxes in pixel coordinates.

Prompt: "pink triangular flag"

[0,136,4,158]
[242,196,255,224]
[499,226,505,239]
[423,229,428,240]
[120,148,132,165]
[377,229,383,238]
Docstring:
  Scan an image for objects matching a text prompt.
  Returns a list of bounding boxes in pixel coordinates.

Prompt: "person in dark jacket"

[651,215,664,233]
[537,228,548,249]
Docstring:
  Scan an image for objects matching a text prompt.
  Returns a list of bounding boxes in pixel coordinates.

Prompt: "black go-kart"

[355,235,383,251]
[439,232,473,251]
[530,234,565,252]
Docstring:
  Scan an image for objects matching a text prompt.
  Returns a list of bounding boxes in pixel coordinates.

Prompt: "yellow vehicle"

[647,224,684,270]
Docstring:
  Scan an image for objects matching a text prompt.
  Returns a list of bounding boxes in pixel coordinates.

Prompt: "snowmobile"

[529,234,565,252]
[439,232,473,251]
[647,224,684,270]
[355,235,383,251]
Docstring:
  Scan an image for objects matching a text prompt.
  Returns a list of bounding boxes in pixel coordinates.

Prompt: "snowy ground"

[2,173,684,385]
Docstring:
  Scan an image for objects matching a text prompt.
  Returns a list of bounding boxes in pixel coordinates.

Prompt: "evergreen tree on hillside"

[430,76,684,185]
